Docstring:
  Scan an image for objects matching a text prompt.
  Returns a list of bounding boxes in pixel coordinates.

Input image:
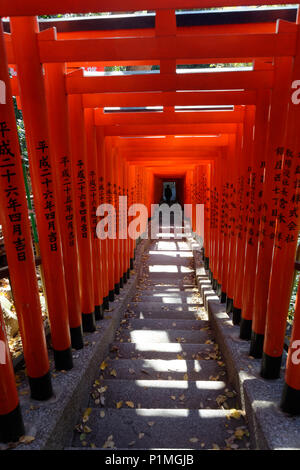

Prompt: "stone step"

[65,447,194,450]
[150,241,189,245]
[88,379,237,410]
[71,408,248,450]
[138,287,198,293]
[147,250,193,258]
[147,273,195,281]
[65,232,252,452]
[108,342,216,360]
[99,359,224,381]
[145,259,193,268]
[136,280,196,288]
[131,299,202,307]
[116,328,212,344]
[133,291,201,300]
[123,318,209,331]
[132,296,201,304]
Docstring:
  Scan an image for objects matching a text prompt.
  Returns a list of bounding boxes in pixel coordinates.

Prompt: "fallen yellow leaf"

[125,401,134,408]
[100,361,108,370]
[19,436,35,444]
[227,409,242,420]
[82,408,92,422]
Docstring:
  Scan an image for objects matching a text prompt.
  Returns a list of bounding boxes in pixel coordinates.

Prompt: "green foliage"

[288,235,300,325]
[209,63,252,68]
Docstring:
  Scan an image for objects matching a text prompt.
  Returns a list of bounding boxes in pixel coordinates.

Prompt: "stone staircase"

[68,232,251,450]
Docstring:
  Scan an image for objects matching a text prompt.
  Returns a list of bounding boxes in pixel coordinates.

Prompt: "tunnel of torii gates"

[2,0,300,442]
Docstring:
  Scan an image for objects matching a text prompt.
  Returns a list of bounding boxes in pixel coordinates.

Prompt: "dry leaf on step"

[19,436,35,444]
[125,401,134,408]
[100,361,108,370]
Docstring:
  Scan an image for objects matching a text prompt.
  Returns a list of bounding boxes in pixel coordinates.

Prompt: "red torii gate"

[1,1,300,443]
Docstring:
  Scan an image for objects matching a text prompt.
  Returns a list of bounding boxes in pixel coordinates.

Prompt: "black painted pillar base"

[261,352,282,380]
[115,283,120,295]
[109,290,115,302]
[239,318,252,340]
[53,346,73,371]
[204,256,209,270]
[220,291,227,304]
[28,370,53,401]
[123,272,127,284]
[212,278,218,291]
[249,332,264,358]
[0,404,25,443]
[119,277,124,289]
[130,258,134,270]
[70,325,84,350]
[280,383,300,415]
[95,304,104,321]
[208,269,213,282]
[216,283,222,297]
[103,296,109,310]
[127,268,130,279]
[82,312,96,333]
[232,306,241,326]
[226,297,233,314]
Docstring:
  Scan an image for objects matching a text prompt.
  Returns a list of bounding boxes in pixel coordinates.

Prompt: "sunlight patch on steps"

[134,380,226,390]
[134,409,229,418]
[130,343,183,353]
[156,241,177,250]
[149,265,193,273]
[130,330,171,343]
[148,251,193,257]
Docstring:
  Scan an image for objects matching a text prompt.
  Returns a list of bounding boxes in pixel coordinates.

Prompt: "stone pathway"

[70,229,251,450]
